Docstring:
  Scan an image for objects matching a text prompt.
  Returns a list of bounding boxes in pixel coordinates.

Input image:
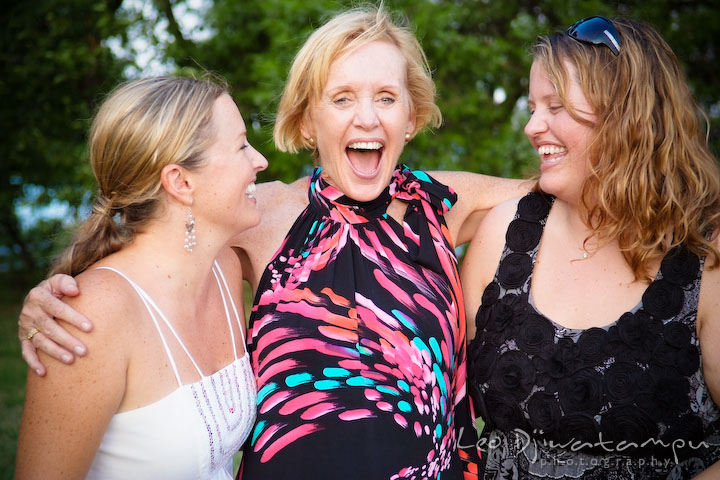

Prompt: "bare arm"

[460,198,520,342]
[19,275,92,375]
[698,235,720,405]
[690,234,720,477]
[15,277,127,479]
[429,171,531,247]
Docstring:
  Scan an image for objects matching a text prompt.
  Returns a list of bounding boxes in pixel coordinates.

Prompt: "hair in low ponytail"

[50,75,228,277]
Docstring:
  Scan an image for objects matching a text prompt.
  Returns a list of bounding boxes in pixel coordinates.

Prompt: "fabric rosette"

[558,367,604,416]
[660,245,700,287]
[516,192,553,222]
[497,252,532,289]
[505,218,543,253]
[642,279,684,319]
[489,350,536,402]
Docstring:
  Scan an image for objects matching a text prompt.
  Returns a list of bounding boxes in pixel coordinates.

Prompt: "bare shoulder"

[231,178,310,288]
[256,177,308,207]
[461,196,522,341]
[471,196,522,247]
[62,268,142,354]
[67,268,138,329]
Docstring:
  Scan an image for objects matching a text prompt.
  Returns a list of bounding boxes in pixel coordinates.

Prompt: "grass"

[0,301,26,480]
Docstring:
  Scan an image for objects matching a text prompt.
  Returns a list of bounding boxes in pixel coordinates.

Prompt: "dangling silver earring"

[184,207,197,252]
[405,133,411,143]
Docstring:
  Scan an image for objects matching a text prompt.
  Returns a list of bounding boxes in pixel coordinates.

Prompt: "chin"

[344,183,388,202]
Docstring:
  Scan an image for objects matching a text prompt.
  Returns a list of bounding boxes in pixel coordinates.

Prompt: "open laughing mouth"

[538,145,567,167]
[245,182,256,199]
[346,141,383,178]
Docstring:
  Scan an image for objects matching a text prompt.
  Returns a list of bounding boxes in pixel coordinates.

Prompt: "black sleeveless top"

[468,192,720,479]
[239,165,478,479]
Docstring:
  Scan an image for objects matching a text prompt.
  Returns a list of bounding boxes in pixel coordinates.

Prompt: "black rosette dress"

[468,192,720,479]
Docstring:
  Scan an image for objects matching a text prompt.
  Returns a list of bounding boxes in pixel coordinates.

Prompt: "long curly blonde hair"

[533,17,720,280]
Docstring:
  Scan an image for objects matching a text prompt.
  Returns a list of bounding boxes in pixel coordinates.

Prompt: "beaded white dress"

[86,262,257,480]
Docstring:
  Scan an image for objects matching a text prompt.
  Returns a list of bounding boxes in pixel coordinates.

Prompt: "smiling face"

[301,40,416,202]
[194,94,268,237]
[525,60,596,203]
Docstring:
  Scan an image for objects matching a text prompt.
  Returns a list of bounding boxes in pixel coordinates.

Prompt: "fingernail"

[35,369,43,376]
[62,354,72,363]
[74,346,86,355]
[82,322,91,331]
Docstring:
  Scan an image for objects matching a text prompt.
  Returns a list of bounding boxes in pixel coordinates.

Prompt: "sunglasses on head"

[566,16,622,56]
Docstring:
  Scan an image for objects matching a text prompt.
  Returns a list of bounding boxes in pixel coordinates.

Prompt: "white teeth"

[348,141,382,150]
[245,183,256,197]
[538,145,567,155]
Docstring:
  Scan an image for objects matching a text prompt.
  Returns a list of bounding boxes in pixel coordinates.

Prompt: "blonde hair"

[51,76,228,277]
[533,18,720,280]
[274,4,441,153]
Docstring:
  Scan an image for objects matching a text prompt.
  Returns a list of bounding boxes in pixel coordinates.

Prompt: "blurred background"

[1,0,718,477]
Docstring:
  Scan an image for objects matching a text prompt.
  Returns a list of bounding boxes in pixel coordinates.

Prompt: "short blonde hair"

[533,18,720,279]
[51,75,228,276]
[274,4,441,153]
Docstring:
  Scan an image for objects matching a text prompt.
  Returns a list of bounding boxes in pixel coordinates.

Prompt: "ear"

[300,112,316,142]
[160,164,194,206]
[406,109,417,137]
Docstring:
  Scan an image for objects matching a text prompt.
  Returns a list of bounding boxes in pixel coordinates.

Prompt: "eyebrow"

[325,83,402,94]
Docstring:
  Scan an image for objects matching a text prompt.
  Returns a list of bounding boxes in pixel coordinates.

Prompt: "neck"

[553,198,601,259]
[106,220,228,297]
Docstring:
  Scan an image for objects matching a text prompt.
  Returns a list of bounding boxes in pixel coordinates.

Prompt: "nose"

[524,111,548,139]
[252,146,268,172]
[354,98,380,129]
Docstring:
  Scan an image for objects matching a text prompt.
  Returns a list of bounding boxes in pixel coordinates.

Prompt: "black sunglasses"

[566,16,622,56]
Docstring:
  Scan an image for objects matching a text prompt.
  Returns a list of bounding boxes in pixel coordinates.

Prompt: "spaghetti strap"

[212,260,247,346]
[95,263,246,383]
[95,266,185,387]
[97,267,205,386]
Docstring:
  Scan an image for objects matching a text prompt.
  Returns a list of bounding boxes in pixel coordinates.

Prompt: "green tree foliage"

[160,0,720,183]
[1,0,128,285]
[2,0,719,285]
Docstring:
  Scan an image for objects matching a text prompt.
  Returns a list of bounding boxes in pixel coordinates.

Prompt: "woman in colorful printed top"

[18,6,526,479]
[462,16,720,479]
[16,76,265,479]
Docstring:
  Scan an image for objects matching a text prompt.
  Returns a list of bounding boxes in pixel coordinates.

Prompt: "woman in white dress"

[15,76,265,479]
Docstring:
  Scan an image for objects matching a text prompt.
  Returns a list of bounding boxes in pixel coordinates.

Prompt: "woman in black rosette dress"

[462,16,720,479]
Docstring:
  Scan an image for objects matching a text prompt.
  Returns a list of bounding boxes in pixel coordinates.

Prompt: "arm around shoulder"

[429,171,532,247]
[16,271,130,479]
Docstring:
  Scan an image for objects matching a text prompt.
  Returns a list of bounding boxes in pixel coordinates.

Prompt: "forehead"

[528,60,580,97]
[325,40,408,89]
[211,94,245,134]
